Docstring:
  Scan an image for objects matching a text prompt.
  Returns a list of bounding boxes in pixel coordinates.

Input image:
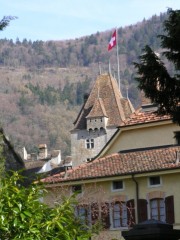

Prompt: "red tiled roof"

[121,109,171,126]
[41,146,180,184]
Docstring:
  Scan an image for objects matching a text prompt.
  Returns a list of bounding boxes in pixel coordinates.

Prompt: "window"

[149,176,161,186]
[88,129,93,136]
[91,201,128,229]
[112,202,127,228]
[100,127,106,135]
[112,180,124,191]
[174,131,180,145]
[75,199,134,230]
[76,205,91,225]
[150,198,165,222]
[139,195,175,224]
[72,185,82,193]
[86,139,94,149]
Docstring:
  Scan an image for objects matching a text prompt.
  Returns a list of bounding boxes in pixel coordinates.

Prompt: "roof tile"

[121,109,170,126]
[42,146,180,184]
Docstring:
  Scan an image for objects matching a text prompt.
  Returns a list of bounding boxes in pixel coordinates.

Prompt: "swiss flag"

[108,29,116,51]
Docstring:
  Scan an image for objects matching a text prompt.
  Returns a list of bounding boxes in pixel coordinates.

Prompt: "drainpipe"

[131,174,140,223]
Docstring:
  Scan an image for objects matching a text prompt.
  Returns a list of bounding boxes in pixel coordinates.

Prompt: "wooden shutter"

[91,202,99,225]
[101,202,110,229]
[127,199,135,227]
[165,195,175,224]
[138,199,148,223]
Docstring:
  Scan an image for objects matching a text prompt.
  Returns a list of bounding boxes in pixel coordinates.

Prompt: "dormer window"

[86,139,94,149]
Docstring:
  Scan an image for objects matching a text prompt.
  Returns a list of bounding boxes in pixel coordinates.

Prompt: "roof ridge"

[119,144,179,154]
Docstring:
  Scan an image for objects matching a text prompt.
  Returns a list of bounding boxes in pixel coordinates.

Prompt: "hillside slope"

[0,13,169,157]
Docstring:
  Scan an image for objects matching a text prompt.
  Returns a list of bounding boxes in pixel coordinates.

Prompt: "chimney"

[31,153,37,161]
[176,151,180,164]
[38,144,48,159]
[22,147,28,160]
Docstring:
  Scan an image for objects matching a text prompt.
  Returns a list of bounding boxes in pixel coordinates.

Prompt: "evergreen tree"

[0,16,17,31]
[134,9,180,124]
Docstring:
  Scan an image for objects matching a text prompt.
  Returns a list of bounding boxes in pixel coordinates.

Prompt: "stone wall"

[71,127,117,166]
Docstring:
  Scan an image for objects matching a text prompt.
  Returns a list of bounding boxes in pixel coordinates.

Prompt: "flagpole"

[116,28,121,93]
[109,59,111,75]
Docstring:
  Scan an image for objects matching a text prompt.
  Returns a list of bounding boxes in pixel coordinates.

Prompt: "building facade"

[42,145,180,240]
[97,106,180,158]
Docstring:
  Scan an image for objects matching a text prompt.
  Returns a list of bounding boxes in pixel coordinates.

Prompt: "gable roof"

[73,74,134,130]
[0,128,24,171]
[86,98,108,118]
[41,145,180,184]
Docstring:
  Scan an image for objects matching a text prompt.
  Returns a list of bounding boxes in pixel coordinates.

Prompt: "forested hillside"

[0,13,168,157]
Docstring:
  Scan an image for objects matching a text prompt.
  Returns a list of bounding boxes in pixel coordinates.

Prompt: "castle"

[71,73,135,166]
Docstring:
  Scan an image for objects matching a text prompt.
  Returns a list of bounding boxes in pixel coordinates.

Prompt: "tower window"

[86,139,94,149]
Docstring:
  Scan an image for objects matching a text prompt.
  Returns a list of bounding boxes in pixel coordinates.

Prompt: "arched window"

[100,127,105,135]
[89,128,93,136]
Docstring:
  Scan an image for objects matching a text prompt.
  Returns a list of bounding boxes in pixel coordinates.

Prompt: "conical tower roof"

[73,73,134,130]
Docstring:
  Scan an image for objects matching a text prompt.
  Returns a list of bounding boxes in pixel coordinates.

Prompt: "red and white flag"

[108,29,117,51]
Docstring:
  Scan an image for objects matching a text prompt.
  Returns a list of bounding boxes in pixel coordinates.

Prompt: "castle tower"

[71,73,135,166]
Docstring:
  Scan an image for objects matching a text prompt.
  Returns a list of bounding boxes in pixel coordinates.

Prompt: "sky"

[1,0,180,42]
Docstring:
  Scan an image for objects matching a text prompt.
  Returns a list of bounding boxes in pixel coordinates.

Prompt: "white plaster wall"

[107,123,180,155]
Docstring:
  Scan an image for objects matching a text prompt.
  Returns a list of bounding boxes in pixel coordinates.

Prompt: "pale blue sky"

[1,0,180,42]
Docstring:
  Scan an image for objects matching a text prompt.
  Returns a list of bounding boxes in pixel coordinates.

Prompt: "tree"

[0,16,17,31]
[134,9,180,124]
[0,171,96,239]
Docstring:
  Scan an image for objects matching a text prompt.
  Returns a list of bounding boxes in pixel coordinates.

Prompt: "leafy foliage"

[0,16,17,31]
[0,171,94,239]
[134,9,180,124]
